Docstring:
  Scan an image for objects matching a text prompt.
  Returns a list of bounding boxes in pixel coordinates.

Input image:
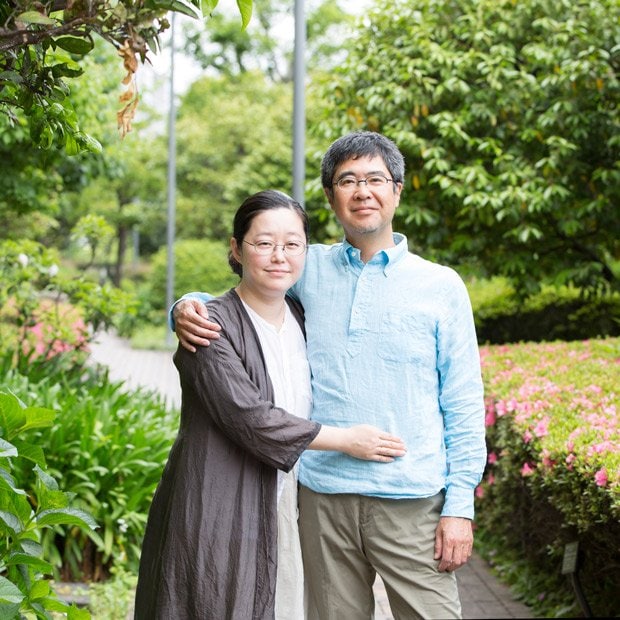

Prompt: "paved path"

[89,331,534,619]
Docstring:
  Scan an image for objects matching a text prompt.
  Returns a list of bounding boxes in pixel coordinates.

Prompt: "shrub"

[468,277,620,344]
[1,362,177,582]
[476,337,619,617]
[0,391,94,619]
[146,239,238,311]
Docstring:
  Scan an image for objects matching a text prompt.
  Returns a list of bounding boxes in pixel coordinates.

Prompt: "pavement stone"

[89,331,534,619]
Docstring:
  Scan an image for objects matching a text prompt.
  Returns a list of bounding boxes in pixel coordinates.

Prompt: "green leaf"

[36,507,98,530]
[147,0,201,19]
[0,509,23,533]
[5,553,53,575]
[16,11,56,25]
[0,439,17,459]
[34,465,59,491]
[53,36,94,55]
[11,440,46,468]
[0,575,24,604]
[236,0,252,29]
[28,579,51,601]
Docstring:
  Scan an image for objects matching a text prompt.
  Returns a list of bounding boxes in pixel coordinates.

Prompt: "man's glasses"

[333,174,394,191]
[243,240,307,256]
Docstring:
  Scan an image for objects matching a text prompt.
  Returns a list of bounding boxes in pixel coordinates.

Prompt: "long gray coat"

[134,290,320,619]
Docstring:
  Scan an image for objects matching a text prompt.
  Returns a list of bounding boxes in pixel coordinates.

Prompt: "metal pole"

[165,12,177,347]
[292,0,306,207]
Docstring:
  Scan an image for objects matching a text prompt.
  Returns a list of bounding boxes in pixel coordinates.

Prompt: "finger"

[179,339,197,353]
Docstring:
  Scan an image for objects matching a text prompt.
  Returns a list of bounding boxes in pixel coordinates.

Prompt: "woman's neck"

[235,285,287,328]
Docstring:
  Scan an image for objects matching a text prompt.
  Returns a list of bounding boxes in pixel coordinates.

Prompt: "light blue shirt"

[174,233,486,518]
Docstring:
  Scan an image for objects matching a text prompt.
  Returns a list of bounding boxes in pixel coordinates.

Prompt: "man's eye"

[286,242,302,250]
[367,175,387,185]
[339,178,356,187]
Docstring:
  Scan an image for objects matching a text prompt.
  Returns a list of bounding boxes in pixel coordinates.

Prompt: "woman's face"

[231,207,307,298]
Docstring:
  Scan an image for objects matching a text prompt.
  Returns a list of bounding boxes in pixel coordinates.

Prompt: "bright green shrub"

[476,337,619,617]
[146,239,238,311]
[0,391,94,619]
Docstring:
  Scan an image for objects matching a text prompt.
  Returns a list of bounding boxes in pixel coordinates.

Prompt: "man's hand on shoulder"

[174,299,221,352]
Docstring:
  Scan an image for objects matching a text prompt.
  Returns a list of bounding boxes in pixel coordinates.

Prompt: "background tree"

[315,0,619,295]
[0,0,252,151]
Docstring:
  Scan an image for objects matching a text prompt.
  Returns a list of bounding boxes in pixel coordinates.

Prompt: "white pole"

[165,12,177,347]
[292,0,306,207]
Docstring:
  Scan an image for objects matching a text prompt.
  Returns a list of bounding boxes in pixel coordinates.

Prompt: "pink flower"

[475,485,485,498]
[533,418,549,438]
[487,473,495,486]
[523,430,533,443]
[487,452,498,465]
[521,463,535,477]
[594,468,608,487]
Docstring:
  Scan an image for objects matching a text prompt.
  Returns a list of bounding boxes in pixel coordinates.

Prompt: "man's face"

[326,155,402,244]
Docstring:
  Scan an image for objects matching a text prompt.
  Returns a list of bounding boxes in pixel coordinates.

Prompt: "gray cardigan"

[134,289,320,619]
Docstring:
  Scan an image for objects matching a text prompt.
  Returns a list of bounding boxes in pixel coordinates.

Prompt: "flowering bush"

[0,239,137,374]
[476,337,619,617]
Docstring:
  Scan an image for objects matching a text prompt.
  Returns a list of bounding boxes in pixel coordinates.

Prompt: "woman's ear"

[230,237,242,263]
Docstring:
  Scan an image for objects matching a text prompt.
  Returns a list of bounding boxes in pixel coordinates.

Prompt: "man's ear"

[323,187,334,209]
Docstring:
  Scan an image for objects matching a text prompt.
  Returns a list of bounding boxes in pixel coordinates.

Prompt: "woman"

[134,190,406,619]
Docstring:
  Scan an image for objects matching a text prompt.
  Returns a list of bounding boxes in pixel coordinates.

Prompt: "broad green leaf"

[36,507,97,530]
[0,509,23,533]
[0,575,24,603]
[53,36,94,55]
[11,440,45,468]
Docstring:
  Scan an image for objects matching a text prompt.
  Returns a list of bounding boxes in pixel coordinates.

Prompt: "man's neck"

[346,231,396,263]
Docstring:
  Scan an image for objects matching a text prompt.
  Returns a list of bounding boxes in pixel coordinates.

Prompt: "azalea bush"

[476,337,619,617]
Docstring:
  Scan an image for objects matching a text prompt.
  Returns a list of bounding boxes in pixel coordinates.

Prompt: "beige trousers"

[298,487,461,620]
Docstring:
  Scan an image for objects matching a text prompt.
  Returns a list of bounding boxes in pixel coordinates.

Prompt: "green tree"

[173,70,293,241]
[0,0,252,152]
[316,0,619,295]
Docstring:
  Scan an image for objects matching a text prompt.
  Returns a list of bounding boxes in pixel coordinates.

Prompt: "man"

[172,131,486,619]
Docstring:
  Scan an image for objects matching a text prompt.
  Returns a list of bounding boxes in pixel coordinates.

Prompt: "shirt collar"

[337,233,408,275]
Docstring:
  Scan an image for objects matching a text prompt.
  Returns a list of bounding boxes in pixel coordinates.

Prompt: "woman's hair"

[228,190,309,277]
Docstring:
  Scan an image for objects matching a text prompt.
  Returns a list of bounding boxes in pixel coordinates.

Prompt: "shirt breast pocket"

[378,312,435,364]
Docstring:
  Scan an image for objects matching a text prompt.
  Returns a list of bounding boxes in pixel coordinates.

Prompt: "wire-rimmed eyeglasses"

[243,240,307,256]
[333,173,394,191]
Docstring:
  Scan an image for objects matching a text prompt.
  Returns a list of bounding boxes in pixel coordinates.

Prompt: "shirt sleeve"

[436,274,487,519]
[168,292,214,331]
[174,321,321,473]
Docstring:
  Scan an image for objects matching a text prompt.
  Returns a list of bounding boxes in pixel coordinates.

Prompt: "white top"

[241,300,312,618]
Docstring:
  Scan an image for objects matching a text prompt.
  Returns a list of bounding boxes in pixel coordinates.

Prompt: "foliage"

[0,390,94,619]
[146,238,237,311]
[172,70,293,241]
[86,563,137,619]
[467,277,620,343]
[315,0,620,296]
[0,0,253,151]
[476,337,620,617]
[2,362,177,582]
[0,239,137,374]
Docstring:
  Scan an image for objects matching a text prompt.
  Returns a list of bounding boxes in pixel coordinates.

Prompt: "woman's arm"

[309,425,406,462]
